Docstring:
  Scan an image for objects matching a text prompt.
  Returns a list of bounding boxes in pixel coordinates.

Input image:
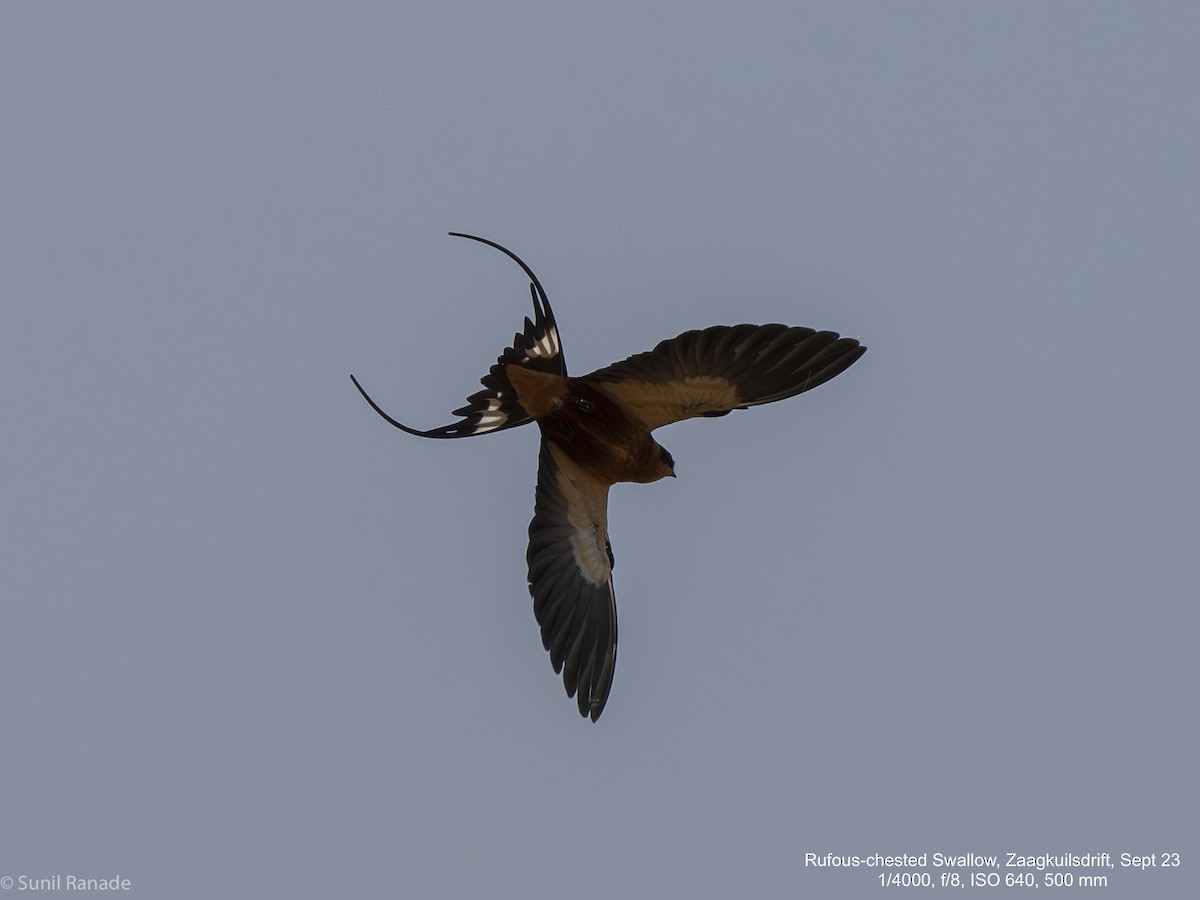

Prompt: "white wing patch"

[569,528,611,587]
[550,445,612,587]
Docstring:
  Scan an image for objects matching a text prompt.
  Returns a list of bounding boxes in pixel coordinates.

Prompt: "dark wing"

[350,233,565,438]
[578,324,865,430]
[526,440,617,721]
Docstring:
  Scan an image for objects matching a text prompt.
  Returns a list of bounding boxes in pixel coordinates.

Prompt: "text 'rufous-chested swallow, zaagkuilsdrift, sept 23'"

[352,233,866,722]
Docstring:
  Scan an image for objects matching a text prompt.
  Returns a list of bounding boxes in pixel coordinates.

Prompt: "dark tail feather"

[351,234,566,439]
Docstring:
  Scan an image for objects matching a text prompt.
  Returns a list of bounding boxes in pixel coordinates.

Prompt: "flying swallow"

[352,233,865,721]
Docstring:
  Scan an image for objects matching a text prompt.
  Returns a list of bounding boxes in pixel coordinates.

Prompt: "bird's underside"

[352,232,865,721]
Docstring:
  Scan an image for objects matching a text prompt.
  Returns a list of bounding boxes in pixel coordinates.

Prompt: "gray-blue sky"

[2,3,1196,897]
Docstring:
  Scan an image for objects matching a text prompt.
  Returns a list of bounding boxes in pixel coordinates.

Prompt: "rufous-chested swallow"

[352,233,865,721]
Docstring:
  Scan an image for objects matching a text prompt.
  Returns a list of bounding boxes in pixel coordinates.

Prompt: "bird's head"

[656,444,677,480]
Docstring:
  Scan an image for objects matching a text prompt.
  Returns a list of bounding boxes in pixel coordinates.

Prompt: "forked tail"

[351,233,566,439]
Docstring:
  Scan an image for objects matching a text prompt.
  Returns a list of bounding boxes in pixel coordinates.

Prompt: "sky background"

[2,3,1196,898]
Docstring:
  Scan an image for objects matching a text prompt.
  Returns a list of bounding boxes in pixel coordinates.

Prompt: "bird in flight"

[352,233,865,721]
